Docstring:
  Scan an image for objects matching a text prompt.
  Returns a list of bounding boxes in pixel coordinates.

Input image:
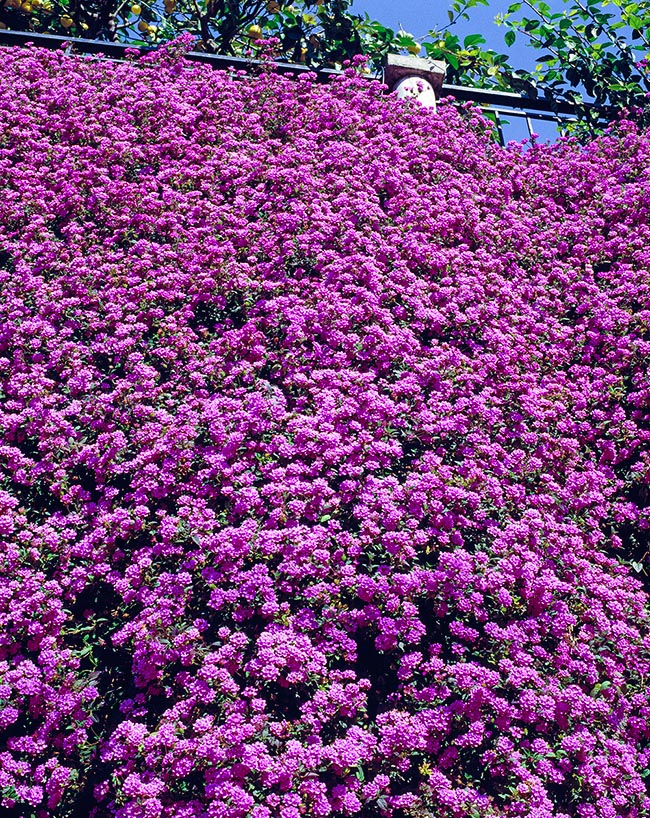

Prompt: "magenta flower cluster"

[1,39,650,818]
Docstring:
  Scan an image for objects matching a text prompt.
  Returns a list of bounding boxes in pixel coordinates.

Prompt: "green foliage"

[410,0,650,136]
[0,0,396,68]
[494,0,650,134]
[419,0,650,135]
[0,0,512,78]
[422,0,516,89]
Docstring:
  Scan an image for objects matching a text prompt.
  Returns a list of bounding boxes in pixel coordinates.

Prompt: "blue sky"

[351,0,561,71]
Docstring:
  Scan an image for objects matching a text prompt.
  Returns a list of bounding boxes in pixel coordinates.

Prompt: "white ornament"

[393,75,437,110]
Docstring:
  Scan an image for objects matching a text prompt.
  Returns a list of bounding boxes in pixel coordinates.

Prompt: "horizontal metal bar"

[478,107,576,123]
[0,28,343,81]
[441,82,613,119]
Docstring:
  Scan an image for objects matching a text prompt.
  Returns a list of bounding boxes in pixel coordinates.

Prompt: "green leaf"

[505,29,516,46]
[369,20,393,35]
[446,52,460,69]
[464,33,486,46]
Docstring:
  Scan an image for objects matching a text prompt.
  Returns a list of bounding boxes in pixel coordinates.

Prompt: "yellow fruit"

[60,13,73,26]
[147,23,157,33]
[407,42,421,55]
[247,23,262,39]
[22,2,33,11]
[137,18,149,30]
[130,3,141,14]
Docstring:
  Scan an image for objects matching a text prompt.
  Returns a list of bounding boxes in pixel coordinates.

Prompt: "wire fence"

[0,28,615,144]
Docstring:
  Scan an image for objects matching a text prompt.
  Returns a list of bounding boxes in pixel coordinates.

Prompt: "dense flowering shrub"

[1,39,650,818]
